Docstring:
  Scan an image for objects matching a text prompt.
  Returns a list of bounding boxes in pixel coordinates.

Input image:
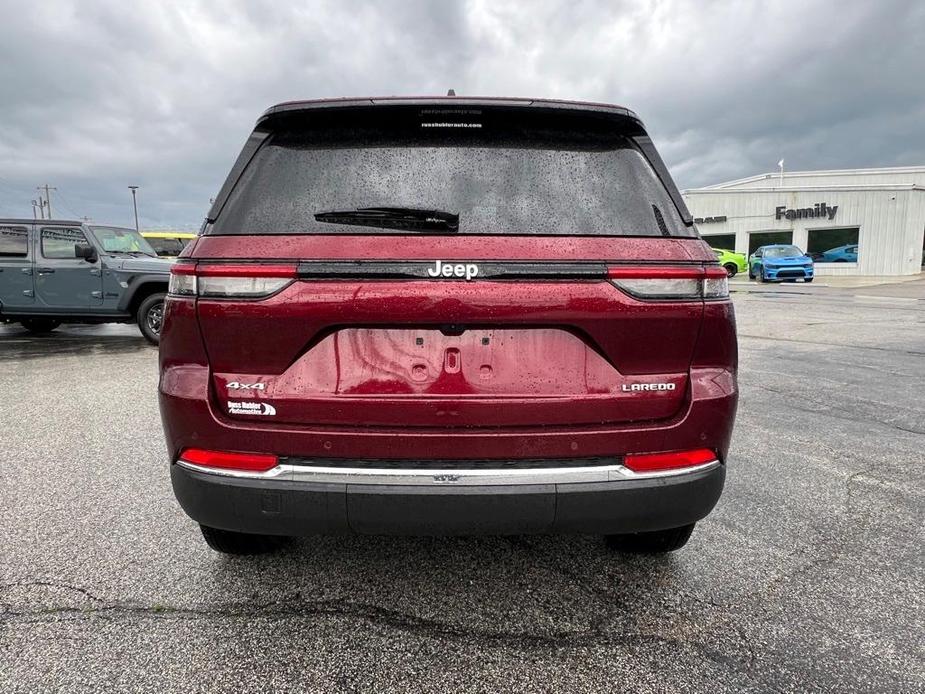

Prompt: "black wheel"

[758,267,769,283]
[199,525,288,555]
[606,523,695,554]
[137,292,166,345]
[19,318,61,334]
[748,269,755,280]
[723,263,737,278]
[804,277,814,283]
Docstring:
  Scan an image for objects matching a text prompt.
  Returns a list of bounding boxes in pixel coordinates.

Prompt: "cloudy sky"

[0,0,922,229]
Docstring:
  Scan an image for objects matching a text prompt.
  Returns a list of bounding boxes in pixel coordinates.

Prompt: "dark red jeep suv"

[159,96,737,554]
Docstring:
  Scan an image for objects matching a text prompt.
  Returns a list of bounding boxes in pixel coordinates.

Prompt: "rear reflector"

[178,448,278,472]
[168,263,297,298]
[624,448,717,472]
[609,266,729,300]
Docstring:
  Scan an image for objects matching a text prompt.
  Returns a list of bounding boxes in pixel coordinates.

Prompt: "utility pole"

[128,186,140,232]
[37,184,56,218]
[32,197,48,219]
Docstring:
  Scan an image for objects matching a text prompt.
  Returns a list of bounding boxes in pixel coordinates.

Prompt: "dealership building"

[682,166,925,276]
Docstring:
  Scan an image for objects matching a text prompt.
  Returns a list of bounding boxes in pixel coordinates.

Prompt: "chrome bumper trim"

[175,459,721,486]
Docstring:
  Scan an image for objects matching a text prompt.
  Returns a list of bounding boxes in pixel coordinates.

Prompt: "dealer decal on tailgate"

[228,401,277,416]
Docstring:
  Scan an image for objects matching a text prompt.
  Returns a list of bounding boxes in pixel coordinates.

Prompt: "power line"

[52,189,87,220]
[0,177,90,220]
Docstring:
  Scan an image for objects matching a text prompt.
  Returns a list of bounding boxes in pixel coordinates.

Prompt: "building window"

[701,233,736,251]
[749,231,792,256]
[41,227,87,259]
[807,228,860,263]
[0,226,28,256]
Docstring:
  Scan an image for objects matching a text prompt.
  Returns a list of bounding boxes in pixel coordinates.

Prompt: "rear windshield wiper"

[314,207,459,232]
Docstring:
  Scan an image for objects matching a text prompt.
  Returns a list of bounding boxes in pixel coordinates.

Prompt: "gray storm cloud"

[0,0,922,228]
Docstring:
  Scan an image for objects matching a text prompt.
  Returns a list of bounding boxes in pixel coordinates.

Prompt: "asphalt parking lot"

[1,281,923,693]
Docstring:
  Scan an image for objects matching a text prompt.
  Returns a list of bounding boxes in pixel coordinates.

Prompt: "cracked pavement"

[1,285,924,693]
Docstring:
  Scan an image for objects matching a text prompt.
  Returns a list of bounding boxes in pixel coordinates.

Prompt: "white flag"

[777,159,784,168]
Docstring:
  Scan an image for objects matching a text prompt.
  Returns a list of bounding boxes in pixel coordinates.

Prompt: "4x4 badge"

[227,381,266,390]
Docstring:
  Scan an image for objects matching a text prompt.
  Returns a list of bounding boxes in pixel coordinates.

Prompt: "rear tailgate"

[193,235,707,428]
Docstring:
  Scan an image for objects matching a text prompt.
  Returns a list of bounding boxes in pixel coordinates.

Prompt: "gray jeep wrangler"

[0,219,176,344]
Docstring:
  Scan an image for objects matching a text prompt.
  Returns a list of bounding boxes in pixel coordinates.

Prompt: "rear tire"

[606,523,695,554]
[137,292,166,345]
[723,263,737,278]
[199,525,288,555]
[20,318,61,334]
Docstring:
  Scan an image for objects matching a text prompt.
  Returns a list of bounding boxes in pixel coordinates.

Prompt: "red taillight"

[168,262,297,298]
[169,261,198,296]
[196,263,297,278]
[624,448,717,472]
[607,266,703,279]
[703,266,729,279]
[170,261,197,275]
[179,448,278,472]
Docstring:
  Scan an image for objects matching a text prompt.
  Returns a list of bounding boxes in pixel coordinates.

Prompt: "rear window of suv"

[210,108,694,238]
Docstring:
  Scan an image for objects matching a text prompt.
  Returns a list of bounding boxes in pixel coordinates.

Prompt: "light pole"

[128,185,140,232]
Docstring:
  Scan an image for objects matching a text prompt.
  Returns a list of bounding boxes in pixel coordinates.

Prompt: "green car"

[712,248,748,277]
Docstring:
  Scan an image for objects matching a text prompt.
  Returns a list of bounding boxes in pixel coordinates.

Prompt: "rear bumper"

[159,365,737,462]
[170,461,725,536]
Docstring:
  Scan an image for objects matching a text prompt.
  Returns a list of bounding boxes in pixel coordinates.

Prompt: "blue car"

[816,244,858,263]
[749,244,814,283]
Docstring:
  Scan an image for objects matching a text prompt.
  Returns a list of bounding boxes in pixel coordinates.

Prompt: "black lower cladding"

[171,464,725,536]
